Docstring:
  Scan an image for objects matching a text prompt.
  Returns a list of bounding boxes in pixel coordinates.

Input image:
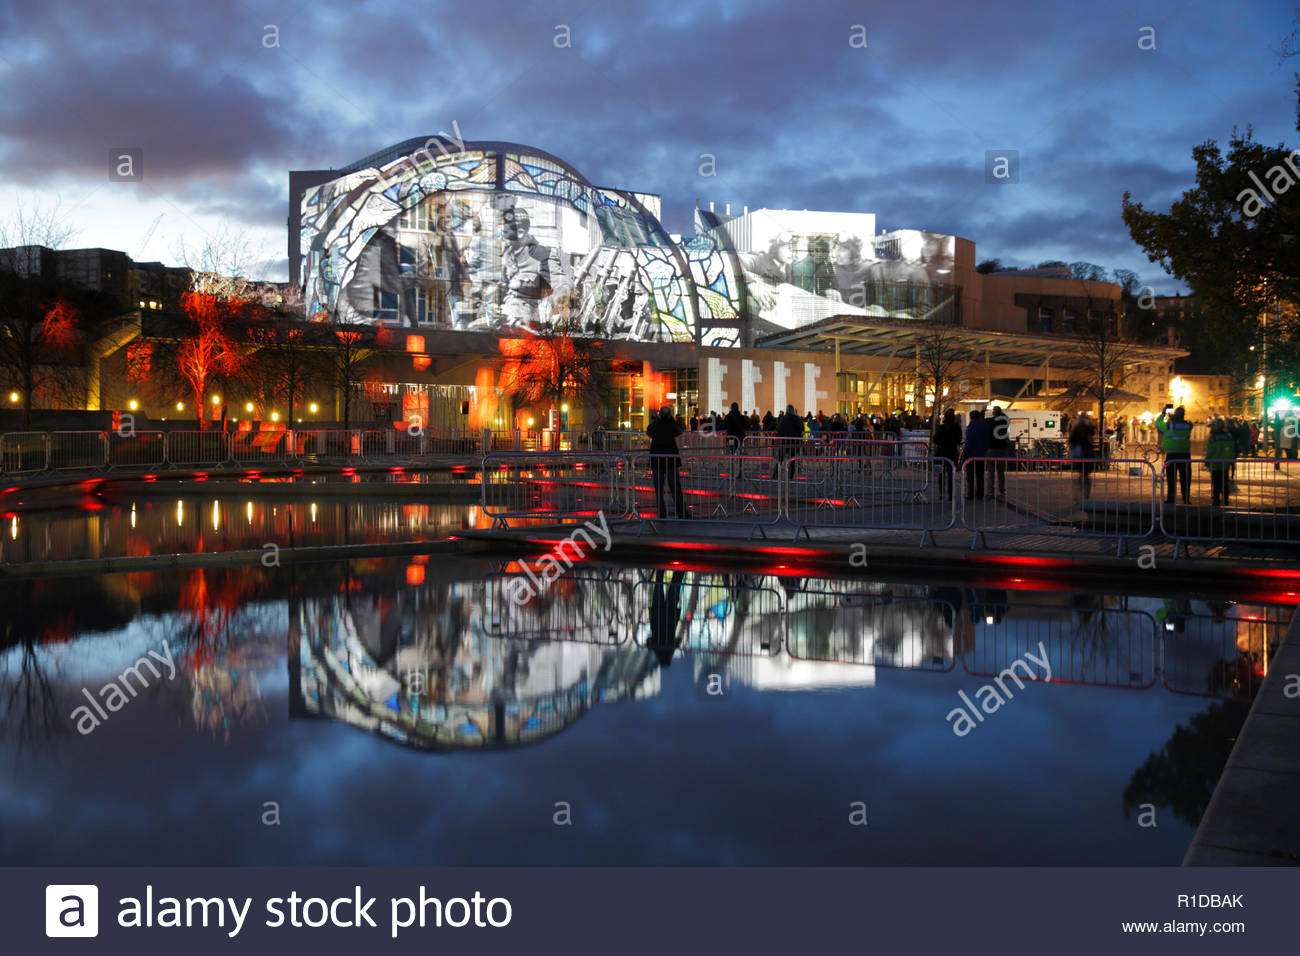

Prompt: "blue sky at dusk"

[0,0,1296,292]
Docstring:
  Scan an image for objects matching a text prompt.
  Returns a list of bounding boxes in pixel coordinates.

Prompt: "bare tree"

[326,309,385,431]
[173,223,266,299]
[914,318,970,436]
[0,198,89,426]
[497,298,614,424]
[246,314,330,424]
[1073,280,1141,449]
[0,194,81,266]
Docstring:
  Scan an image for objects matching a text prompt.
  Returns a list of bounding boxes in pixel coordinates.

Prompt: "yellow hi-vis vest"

[1156,415,1192,454]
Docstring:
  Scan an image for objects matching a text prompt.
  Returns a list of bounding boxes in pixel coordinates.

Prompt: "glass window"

[398,245,416,275]
[1038,307,1053,332]
[373,289,398,322]
[1062,310,1077,333]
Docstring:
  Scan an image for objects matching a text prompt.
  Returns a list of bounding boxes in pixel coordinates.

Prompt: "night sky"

[1,0,1296,291]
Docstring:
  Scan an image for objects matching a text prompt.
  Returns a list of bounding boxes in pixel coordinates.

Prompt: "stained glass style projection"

[299,142,707,343]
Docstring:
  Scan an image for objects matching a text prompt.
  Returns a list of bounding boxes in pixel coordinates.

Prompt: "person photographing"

[1156,404,1192,504]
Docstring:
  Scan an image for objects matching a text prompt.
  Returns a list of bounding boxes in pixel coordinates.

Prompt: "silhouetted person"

[647,405,687,519]
[987,405,1010,495]
[723,401,749,478]
[933,408,962,498]
[774,403,804,479]
[961,410,989,499]
[647,569,686,667]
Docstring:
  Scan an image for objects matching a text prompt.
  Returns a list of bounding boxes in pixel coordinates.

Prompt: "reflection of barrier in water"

[1158,606,1286,700]
[484,569,632,645]
[632,572,784,659]
[960,597,1158,689]
[785,587,955,671]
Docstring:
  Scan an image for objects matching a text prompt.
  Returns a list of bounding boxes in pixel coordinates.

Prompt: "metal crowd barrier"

[960,457,1158,552]
[633,573,784,658]
[961,600,1158,689]
[1158,458,1300,554]
[784,454,954,543]
[483,568,633,643]
[48,430,108,470]
[481,452,630,529]
[628,452,783,536]
[785,589,957,670]
[293,428,359,460]
[230,429,295,465]
[107,430,165,469]
[164,430,232,467]
[1,432,49,474]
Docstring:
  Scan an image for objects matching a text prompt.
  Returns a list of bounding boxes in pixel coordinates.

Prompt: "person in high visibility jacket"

[1156,405,1193,504]
[1204,417,1238,507]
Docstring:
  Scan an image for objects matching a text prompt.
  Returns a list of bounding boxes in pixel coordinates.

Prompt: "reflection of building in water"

[294,575,661,751]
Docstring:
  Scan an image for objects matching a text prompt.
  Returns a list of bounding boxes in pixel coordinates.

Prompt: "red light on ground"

[406,564,425,585]
[405,335,425,353]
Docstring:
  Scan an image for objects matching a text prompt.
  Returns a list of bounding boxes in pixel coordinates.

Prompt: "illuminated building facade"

[288,139,1188,432]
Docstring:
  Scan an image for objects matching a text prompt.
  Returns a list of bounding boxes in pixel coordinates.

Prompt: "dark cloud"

[0,0,1295,286]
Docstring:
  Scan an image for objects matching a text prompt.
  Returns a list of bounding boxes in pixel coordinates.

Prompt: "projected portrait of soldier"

[466,204,499,327]
[498,199,557,328]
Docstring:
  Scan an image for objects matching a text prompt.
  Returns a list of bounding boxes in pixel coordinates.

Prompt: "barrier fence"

[960,457,1158,552]
[784,454,954,542]
[481,452,630,528]
[1158,458,1300,553]
[107,431,165,469]
[478,450,1300,550]
[628,453,783,535]
[0,427,504,471]
[6,427,1300,553]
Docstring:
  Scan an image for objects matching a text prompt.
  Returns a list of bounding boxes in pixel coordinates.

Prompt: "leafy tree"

[1121,79,1300,383]
[975,258,1004,274]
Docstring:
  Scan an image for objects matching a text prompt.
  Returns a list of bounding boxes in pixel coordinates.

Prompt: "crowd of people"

[638,401,1298,518]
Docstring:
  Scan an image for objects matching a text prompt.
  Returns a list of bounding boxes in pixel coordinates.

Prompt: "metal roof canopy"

[754,315,1187,369]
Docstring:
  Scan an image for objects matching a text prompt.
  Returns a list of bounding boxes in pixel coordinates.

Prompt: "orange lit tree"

[172,290,246,429]
[0,271,87,427]
[497,303,613,426]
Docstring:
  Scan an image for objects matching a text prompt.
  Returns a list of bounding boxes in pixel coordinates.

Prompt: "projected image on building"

[299,143,705,342]
[296,140,971,347]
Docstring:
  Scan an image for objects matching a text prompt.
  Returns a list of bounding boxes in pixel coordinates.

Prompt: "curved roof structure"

[297,139,748,345]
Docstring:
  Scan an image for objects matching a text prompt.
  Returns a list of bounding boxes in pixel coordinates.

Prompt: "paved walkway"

[1185,609,1300,865]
